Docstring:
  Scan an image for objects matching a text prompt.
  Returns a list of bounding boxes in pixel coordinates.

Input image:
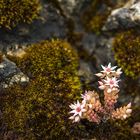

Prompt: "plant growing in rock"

[0,0,41,29]
[113,30,140,78]
[69,63,132,124]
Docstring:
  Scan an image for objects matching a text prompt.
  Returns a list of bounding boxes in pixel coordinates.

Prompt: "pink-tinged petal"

[116,68,122,74]
[84,90,88,94]
[82,99,86,105]
[98,81,103,85]
[111,66,117,70]
[116,79,120,83]
[127,102,131,108]
[99,85,105,90]
[77,100,80,106]
[74,116,80,122]
[114,84,119,87]
[108,63,111,68]
[81,100,86,109]
[81,108,87,112]
[101,65,106,70]
[69,110,76,114]
[110,84,114,88]
[95,73,103,77]
[103,79,108,83]
[69,104,76,109]
[79,111,82,117]
[81,94,84,99]
[69,115,75,120]
[112,77,116,81]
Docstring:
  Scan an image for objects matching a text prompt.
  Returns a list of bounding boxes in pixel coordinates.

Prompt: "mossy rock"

[81,0,112,34]
[1,39,84,139]
[88,13,110,35]
[0,0,41,29]
[113,30,140,78]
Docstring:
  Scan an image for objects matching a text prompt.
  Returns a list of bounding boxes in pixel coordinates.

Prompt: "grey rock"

[58,0,87,14]
[82,33,97,55]
[78,60,96,83]
[29,3,67,41]
[0,2,67,51]
[103,1,140,31]
[0,57,29,88]
[94,36,115,69]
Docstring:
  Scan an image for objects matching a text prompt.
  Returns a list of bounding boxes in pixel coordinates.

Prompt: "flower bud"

[99,85,105,90]
[127,102,131,108]
[126,109,132,114]
[95,73,103,77]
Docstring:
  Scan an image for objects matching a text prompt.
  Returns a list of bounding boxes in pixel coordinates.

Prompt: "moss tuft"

[88,13,109,34]
[81,0,111,34]
[1,39,83,139]
[113,30,140,78]
[0,0,41,29]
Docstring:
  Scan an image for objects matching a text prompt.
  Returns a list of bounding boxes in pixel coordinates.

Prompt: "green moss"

[0,0,41,29]
[1,39,83,139]
[113,30,140,78]
[88,13,110,34]
[81,0,111,34]
[13,39,80,77]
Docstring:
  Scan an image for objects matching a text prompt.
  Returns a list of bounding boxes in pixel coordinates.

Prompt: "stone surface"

[82,33,97,55]
[58,0,87,14]
[93,36,115,69]
[0,56,29,88]
[0,2,67,52]
[103,1,140,31]
[78,60,96,84]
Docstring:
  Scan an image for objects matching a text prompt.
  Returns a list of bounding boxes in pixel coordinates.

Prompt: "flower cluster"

[69,63,132,123]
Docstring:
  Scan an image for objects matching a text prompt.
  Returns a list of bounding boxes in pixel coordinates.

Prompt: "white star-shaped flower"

[101,63,117,75]
[104,77,120,88]
[69,100,86,122]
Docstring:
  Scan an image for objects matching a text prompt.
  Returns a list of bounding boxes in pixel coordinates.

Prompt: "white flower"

[101,63,117,74]
[104,77,120,88]
[81,91,92,101]
[69,100,86,122]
